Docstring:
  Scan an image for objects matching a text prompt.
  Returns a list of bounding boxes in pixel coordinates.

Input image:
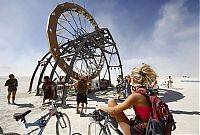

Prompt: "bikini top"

[133,106,151,122]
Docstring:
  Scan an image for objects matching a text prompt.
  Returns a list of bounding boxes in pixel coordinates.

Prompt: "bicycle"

[88,110,124,135]
[12,100,71,135]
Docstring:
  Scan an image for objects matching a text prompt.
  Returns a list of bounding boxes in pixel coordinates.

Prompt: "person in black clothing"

[4,74,18,104]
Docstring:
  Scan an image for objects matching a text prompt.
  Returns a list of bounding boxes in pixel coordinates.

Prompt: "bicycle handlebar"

[42,99,61,106]
[88,110,108,121]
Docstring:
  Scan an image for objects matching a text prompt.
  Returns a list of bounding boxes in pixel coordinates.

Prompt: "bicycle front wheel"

[88,122,110,135]
[56,113,71,135]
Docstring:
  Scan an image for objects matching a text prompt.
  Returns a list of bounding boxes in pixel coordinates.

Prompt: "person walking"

[4,74,18,104]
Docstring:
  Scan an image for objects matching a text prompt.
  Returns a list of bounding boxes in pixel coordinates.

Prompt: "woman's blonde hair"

[131,64,157,87]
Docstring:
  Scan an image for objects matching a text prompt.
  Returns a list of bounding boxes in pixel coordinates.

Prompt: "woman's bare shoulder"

[130,92,145,98]
[125,92,147,105]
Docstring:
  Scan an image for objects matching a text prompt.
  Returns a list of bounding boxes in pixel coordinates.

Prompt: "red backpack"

[135,88,176,135]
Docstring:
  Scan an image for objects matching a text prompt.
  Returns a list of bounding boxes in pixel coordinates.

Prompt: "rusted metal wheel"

[47,2,104,80]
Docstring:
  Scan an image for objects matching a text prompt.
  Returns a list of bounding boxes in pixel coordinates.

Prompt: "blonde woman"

[96,64,157,135]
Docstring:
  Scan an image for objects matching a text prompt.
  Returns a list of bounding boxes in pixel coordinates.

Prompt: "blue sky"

[0,0,199,78]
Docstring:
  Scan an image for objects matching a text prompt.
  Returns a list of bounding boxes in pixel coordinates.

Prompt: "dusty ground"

[0,77,199,135]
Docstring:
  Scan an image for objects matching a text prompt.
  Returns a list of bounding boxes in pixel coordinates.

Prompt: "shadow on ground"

[158,88,185,103]
[170,110,200,115]
[87,88,122,103]
[158,88,200,115]
[14,103,34,108]
[88,87,185,104]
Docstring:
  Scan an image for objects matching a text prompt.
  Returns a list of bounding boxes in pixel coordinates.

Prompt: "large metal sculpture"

[28,2,123,103]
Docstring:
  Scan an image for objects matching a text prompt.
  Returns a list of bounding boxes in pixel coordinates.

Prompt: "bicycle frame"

[13,98,71,135]
[22,107,57,135]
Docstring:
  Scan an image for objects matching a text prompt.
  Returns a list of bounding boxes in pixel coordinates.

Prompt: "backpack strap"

[135,88,148,96]
[148,96,158,119]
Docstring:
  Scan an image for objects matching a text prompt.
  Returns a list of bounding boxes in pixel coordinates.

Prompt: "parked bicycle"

[88,110,123,135]
[11,100,71,135]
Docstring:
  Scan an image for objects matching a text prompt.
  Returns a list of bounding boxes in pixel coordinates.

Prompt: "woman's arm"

[96,93,141,115]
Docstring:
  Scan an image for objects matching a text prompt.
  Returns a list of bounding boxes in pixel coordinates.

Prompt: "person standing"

[116,75,123,99]
[42,76,56,104]
[167,76,173,88]
[124,75,132,98]
[4,74,18,104]
[75,77,88,116]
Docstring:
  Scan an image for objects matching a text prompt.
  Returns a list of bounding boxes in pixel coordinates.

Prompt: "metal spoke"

[69,11,80,34]
[60,13,78,35]
[57,34,71,40]
[57,22,76,39]
[77,13,84,34]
